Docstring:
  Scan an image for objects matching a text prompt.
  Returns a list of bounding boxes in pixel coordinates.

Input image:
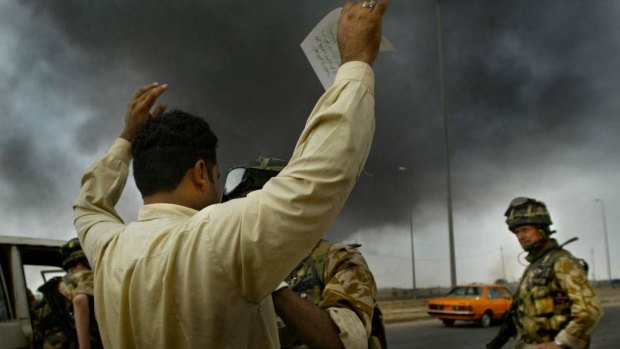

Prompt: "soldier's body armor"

[514,246,580,345]
[278,240,386,349]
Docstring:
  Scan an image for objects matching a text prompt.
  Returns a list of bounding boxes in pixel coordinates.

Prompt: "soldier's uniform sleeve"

[72,270,95,297]
[59,270,95,300]
[553,255,603,349]
[326,307,367,349]
[319,244,377,348]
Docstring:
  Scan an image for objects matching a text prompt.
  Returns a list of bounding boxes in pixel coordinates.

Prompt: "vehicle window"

[23,265,65,296]
[487,287,500,299]
[0,268,10,321]
[448,286,482,297]
[501,287,513,299]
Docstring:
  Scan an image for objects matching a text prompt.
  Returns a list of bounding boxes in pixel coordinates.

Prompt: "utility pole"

[590,248,596,282]
[436,0,457,288]
[399,166,417,299]
[410,207,417,299]
[595,199,612,284]
[500,245,506,280]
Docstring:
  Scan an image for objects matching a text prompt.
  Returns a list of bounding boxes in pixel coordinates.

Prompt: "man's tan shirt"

[74,62,375,349]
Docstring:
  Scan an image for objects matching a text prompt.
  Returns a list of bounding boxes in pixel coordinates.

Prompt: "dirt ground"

[379,287,620,324]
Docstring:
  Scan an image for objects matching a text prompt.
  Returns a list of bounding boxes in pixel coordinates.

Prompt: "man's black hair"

[131,110,218,197]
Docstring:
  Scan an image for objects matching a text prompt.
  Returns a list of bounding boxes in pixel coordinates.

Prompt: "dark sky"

[1,0,618,287]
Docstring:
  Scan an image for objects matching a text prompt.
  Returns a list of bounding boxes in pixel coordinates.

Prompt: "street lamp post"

[595,199,613,284]
[436,0,457,288]
[409,206,417,299]
[500,245,506,281]
[399,166,417,299]
[590,248,596,282]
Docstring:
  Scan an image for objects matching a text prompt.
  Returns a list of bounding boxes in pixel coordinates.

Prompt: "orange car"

[427,284,513,327]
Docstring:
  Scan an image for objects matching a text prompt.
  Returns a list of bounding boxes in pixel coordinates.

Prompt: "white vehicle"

[0,235,65,349]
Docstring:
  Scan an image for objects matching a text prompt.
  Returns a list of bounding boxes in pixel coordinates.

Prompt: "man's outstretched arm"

[73,83,167,265]
[207,0,389,304]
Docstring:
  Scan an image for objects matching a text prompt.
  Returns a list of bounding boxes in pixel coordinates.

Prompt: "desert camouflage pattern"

[32,269,96,349]
[58,269,94,299]
[504,198,553,232]
[513,240,603,349]
[278,239,382,349]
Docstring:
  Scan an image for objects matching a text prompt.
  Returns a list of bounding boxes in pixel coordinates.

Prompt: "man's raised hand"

[120,82,168,141]
[338,0,388,66]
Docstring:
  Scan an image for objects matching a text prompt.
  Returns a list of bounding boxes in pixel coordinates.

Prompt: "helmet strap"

[521,226,551,252]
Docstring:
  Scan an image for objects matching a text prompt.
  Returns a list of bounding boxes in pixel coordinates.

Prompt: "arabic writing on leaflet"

[313,27,339,78]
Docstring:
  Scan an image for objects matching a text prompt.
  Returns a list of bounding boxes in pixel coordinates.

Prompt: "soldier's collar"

[526,238,559,263]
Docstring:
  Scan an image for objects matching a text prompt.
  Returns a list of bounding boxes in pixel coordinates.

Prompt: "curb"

[382,296,620,325]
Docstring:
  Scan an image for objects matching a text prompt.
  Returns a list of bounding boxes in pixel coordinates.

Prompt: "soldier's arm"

[73,270,95,349]
[319,245,378,347]
[272,287,344,349]
[73,293,91,349]
[552,255,603,349]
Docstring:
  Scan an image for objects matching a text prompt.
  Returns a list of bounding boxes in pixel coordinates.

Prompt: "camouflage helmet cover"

[60,237,87,270]
[504,197,553,233]
[248,156,287,172]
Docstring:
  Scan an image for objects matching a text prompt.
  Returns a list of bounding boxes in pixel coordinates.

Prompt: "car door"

[0,244,31,349]
[0,237,65,349]
[485,286,506,319]
[500,287,513,311]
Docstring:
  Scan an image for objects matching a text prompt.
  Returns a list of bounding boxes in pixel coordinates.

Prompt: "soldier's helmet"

[222,156,287,202]
[504,197,553,233]
[60,238,87,271]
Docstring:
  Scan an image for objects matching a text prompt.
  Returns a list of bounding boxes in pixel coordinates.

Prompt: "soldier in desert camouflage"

[32,238,102,349]
[487,197,603,349]
[278,239,387,349]
[222,157,386,349]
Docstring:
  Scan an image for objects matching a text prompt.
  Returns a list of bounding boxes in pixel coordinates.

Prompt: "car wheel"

[479,311,492,328]
[442,319,455,327]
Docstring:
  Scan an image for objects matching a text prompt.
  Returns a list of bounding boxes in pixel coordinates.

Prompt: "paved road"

[386,304,619,349]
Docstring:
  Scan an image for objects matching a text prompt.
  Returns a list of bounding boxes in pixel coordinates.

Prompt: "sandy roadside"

[379,287,620,324]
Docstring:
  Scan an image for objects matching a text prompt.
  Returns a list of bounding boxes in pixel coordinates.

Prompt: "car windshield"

[447,286,482,297]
